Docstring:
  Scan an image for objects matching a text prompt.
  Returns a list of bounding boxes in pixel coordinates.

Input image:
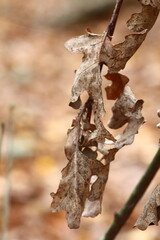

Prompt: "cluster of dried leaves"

[51,0,160,229]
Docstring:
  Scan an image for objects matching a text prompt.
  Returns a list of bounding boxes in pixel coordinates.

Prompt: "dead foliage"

[51,0,159,229]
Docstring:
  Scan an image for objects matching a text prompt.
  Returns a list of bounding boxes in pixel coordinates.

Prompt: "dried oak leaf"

[51,127,110,228]
[108,86,144,149]
[108,86,143,129]
[52,0,158,229]
[101,4,159,73]
[86,85,144,162]
[51,149,91,229]
[65,32,105,117]
[104,73,129,100]
[127,5,159,32]
[65,3,159,110]
[140,0,160,9]
[101,34,146,73]
[82,162,110,218]
[135,184,160,230]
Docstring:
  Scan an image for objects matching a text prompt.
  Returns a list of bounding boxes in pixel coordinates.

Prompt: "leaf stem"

[102,147,160,240]
[100,0,123,70]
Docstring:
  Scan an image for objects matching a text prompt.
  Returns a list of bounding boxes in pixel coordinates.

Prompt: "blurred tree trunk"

[0,0,133,28]
[40,0,132,28]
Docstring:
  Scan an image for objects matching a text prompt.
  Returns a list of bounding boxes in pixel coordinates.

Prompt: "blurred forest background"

[0,0,160,240]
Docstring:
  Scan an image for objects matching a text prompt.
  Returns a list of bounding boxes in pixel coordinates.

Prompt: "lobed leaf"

[65,32,105,117]
[101,5,159,73]
[105,73,129,100]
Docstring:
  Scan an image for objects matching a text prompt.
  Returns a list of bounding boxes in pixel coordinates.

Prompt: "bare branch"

[104,0,124,41]
[102,148,160,240]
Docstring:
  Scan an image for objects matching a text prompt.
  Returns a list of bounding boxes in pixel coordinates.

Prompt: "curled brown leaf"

[140,0,160,9]
[51,147,110,228]
[65,32,105,118]
[127,5,159,32]
[101,4,159,73]
[105,73,129,100]
[51,150,91,229]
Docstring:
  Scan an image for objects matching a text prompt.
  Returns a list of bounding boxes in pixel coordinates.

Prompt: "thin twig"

[0,123,5,170]
[100,0,123,70]
[104,0,124,41]
[102,147,160,240]
[2,106,15,240]
[76,0,124,143]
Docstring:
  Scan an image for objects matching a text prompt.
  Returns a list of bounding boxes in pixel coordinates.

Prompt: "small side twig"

[100,0,123,70]
[2,106,15,240]
[0,123,5,168]
[102,147,160,240]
